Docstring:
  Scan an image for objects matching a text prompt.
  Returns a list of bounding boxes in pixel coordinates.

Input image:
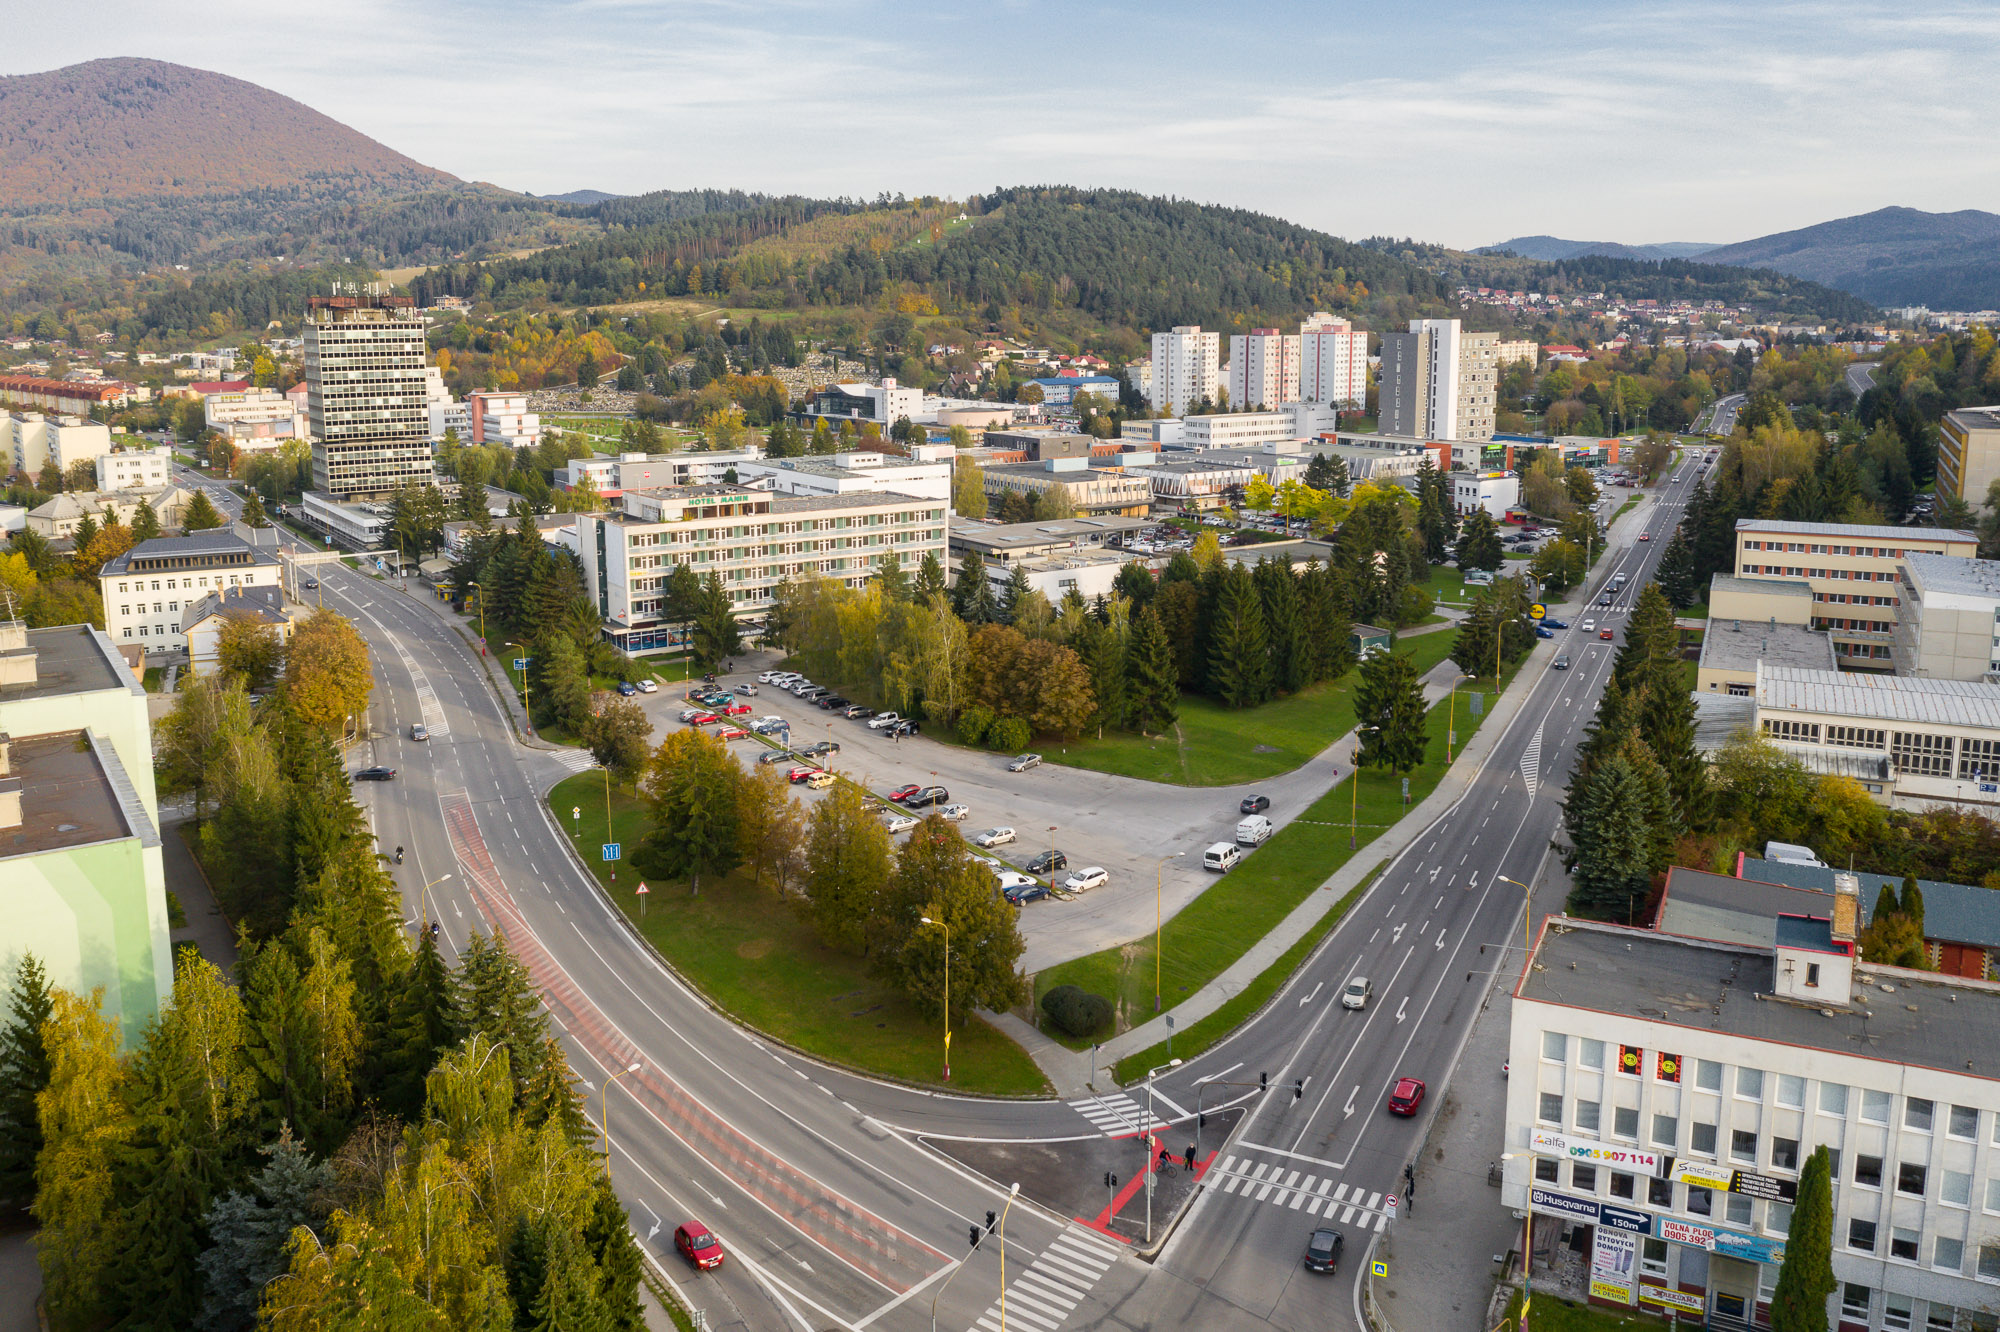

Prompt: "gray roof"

[1740,856,2000,950]
[1945,406,2000,434]
[1698,619,1834,674]
[1774,913,1838,953]
[1735,517,1976,544]
[99,530,280,578]
[948,516,1146,551]
[1903,551,2000,600]
[0,624,133,704]
[1692,692,1755,753]
[766,491,939,514]
[1524,918,2000,1081]
[1709,573,1811,601]
[181,585,289,633]
[1758,662,2000,729]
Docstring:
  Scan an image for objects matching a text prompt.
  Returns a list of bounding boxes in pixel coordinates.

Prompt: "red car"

[1387,1077,1426,1116]
[1599,629,1614,641]
[888,783,922,802]
[675,1222,724,1271]
[1638,532,1651,541]
[723,702,753,716]
[685,711,718,726]
[788,767,824,784]
[715,726,749,741]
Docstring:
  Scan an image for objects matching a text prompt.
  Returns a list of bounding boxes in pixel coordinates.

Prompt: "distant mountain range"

[1487,207,2000,310]
[1481,235,1718,263]
[536,189,624,205]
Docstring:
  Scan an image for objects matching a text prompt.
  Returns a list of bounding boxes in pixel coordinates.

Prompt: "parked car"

[679,708,707,723]
[804,771,836,789]
[411,723,428,741]
[1535,625,1554,639]
[734,683,756,695]
[816,695,848,710]
[723,702,753,716]
[1239,793,1270,815]
[1386,1077,1426,1116]
[758,671,786,683]
[1543,617,1567,629]
[867,712,903,730]
[1341,977,1373,1010]
[844,705,875,719]
[616,680,638,696]
[787,767,823,784]
[938,803,971,822]
[1202,842,1241,872]
[1027,849,1068,876]
[752,717,787,734]
[757,749,795,765]
[1304,1227,1344,1274]
[636,678,658,693]
[1061,866,1109,894]
[906,785,949,808]
[800,740,840,757]
[1006,753,1042,773]
[1001,877,1048,905]
[882,811,919,834]
[353,766,397,782]
[715,726,749,741]
[888,783,922,802]
[971,826,1017,848]
[686,712,719,726]
[674,1223,724,1271]
[889,720,920,737]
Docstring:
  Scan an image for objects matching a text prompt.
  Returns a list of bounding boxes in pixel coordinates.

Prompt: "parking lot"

[629,649,1355,971]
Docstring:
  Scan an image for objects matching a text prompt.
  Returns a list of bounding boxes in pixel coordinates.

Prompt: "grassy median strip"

[1111,860,1386,1083]
[548,772,1050,1096]
[1032,657,1521,1051]
[1040,629,1461,787]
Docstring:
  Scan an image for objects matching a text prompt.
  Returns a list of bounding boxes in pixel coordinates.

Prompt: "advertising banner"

[1530,1130,1665,1173]
[1656,1216,1786,1266]
[1593,1227,1637,1284]
[1529,1187,1601,1222]
[1590,1277,1635,1304]
[1640,1284,1705,1314]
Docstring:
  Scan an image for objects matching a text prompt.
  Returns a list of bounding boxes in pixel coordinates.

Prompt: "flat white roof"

[1735,518,1976,543]
[1758,662,2000,729]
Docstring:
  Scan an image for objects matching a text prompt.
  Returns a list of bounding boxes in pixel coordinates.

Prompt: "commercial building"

[1507,896,2000,1332]
[1298,312,1368,409]
[736,450,954,503]
[0,618,172,1047]
[1148,326,1221,416]
[1893,554,2000,681]
[1753,661,2000,810]
[98,530,284,657]
[1227,329,1300,410]
[1378,319,1499,442]
[1734,519,1978,668]
[1451,471,1521,520]
[204,387,308,445]
[979,459,1155,518]
[94,445,174,492]
[800,378,923,428]
[1145,458,1260,511]
[946,515,1147,564]
[1122,405,1339,453]
[304,291,434,501]
[1938,406,2000,506]
[468,390,542,450]
[961,547,1129,603]
[6,411,112,479]
[984,429,1096,462]
[575,486,948,654]
[1023,375,1122,407]
[559,449,762,498]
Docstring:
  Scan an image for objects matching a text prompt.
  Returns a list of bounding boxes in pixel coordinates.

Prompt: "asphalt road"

[171,453,1698,1331]
[1701,391,1747,436]
[1846,361,1879,397]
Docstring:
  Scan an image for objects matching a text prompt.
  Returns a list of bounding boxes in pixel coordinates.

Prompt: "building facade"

[801,378,922,427]
[0,374,140,415]
[468,390,543,450]
[6,411,112,479]
[1148,326,1221,416]
[1451,471,1522,519]
[560,449,762,498]
[1227,329,1300,410]
[1298,312,1368,409]
[575,486,948,654]
[95,445,174,492]
[736,451,953,503]
[1893,554,2000,681]
[1734,519,1979,668]
[1754,661,2000,810]
[204,387,308,444]
[979,460,1154,517]
[1938,407,2000,506]
[304,292,435,500]
[1378,319,1497,442]
[98,531,284,657]
[1494,338,1540,369]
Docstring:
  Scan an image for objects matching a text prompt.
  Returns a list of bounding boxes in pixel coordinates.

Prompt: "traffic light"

[1294,1078,1304,1100]
[985,1210,997,1232]
[1103,1172,1117,1189]
[969,1225,980,1248]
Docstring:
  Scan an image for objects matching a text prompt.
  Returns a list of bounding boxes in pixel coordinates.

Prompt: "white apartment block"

[575,486,948,655]
[1452,471,1521,519]
[1152,404,1340,451]
[1227,329,1300,410]
[305,293,435,501]
[1299,312,1368,409]
[98,531,284,658]
[1148,326,1220,416]
[94,446,174,492]
[1378,319,1497,442]
[1508,902,2000,1332]
[469,391,542,450]
[561,449,763,497]
[1735,519,1978,668]
[203,387,307,443]
[1893,555,2000,681]
[6,411,111,478]
[423,367,470,442]
[1494,338,1540,368]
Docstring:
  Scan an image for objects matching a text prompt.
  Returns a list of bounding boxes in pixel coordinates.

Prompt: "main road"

[177,450,1702,1330]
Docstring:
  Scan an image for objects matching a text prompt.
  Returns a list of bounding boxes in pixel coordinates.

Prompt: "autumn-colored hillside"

[0,57,457,209]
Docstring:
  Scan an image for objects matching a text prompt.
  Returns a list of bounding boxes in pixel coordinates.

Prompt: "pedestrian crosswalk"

[547,747,600,774]
[970,1224,1123,1332]
[1206,1155,1393,1232]
[1066,1092,1168,1137]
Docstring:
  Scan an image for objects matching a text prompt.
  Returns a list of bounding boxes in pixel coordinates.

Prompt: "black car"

[817,695,849,710]
[1304,1227,1344,1274]
[1553,655,1571,671]
[801,741,841,757]
[906,785,950,808]
[889,720,920,737]
[1003,881,1050,906]
[353,766,397,782]
[757,749,797,765]
[1027,850,1068,877]
[1240,794,1271,815]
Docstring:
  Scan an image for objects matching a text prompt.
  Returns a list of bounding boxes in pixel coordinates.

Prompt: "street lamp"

[1144,1059,1181,1244]
[420,873,453,932]
[920,916,951,1081]
[467,580,487,649]
[599,1061,642,1177]
[1154,851,1183,1013]
[996,1182,1021,1331]
[505,641,531,730]
[1496,874,1533,962]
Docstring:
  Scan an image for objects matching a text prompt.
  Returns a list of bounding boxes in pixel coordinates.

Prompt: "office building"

[1695,614,1836,695]
[1451,471,1521,520]
[1938,407,2000,506]
[98,530,284,657]
[468,390,543,450]
[800,378,923,428]
[735,450,953,503]
[575,486,948,654]
[1023,375,1123,407]
[304,291,434,500]
[1734,519,1979,668]
[422,367,470,442]
[1124,404,1338,452]
[1148,326,1221,416]
[946,515,1147,564]
[1893,554,2000,681]
[1298,312,1368,409]
[1752,661,2000,809]
[1227,329,1300,410]
[1378,319,1498,442]
[6,411,112,479]
[203,387,308,445]
[0,618,172,1048]
[1506,892,2000,1332]
[560,449,763,498]
[94,445,174,492]
[979,459,1155,518]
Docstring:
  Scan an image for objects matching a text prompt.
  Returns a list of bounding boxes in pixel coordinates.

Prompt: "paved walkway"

[162,818,240,973]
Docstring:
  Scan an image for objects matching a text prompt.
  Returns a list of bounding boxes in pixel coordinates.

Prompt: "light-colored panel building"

[305,292,434,500]
[98,530,284,659]
[1708,573,1815,628]
[1892,553,2000,681]
[1696,616,1836,695]
[1148,326,1220,416]
[1226,330,1300,411]
[979,461,1154,518]
[6,411,112,478]
[1753,661,2000,809]
[1378,319,1497,442]
[94,445,174,492]
[1734,519,1979,669]
[1494,338,1540,368]
[1938,406,2000,506]
[735,451,952,503]
[1298,312,1367,409]
[1452,471,1520,520]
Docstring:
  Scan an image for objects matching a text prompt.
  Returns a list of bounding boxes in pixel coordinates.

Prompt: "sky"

[9,0,2000,248]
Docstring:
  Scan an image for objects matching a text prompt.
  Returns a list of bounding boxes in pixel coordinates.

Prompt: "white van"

[1235,815,1275,847]
[1203,842,1241,872]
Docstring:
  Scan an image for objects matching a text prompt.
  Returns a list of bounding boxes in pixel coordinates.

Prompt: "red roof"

[191,380,251,395]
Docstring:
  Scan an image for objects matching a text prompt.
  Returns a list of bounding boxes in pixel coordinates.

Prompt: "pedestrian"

[1183,1144,1196,1172]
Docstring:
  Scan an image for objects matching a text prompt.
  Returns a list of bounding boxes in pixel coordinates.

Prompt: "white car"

[867,712,903,730]
[636,678,658,694]
[1581,619,1597,633]
[1061,866,1108,894]
[938,803,971,822]
[882,812,919,834]
[759,671,785,683]
[971,827,1017,848]
[995,870,1038,894]
[1341,977,1373,1010]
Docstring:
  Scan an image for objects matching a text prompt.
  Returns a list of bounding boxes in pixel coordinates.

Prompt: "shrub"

[956,702,995,747]
[1040,984,1113,1039]
[986,716,1031,752]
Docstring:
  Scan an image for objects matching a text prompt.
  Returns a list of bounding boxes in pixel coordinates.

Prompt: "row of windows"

[1743,540,1923,558]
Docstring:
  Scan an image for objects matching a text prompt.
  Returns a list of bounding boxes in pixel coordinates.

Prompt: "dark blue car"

[1542,617,1568,629]
[1003,881,1050,906]
[617,681,639,696]
[1535,626,1555,639]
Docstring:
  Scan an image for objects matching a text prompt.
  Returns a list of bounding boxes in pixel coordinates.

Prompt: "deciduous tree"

[282,609,373,737]
[881,821,1027,1023]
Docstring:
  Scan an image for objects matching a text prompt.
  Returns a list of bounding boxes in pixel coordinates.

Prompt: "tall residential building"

[5,410,112,479]
[304,291,434,500]
[1227,329,1300,410]
[0,618,172,1048]
[1298,312,1368,409]
[1148,326,1220,416]
[1938,406,2000,506]
[469,391,543,450]
[1377,319,1498,442]
[1494,338,1540,369]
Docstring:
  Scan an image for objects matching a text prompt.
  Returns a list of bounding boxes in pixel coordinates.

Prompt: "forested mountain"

[1482,235,1718,262]
[1698,207,2000,309]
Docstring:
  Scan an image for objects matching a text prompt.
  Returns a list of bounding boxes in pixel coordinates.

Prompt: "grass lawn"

[1034,656,1522,1048]
[1497,1291,1672,1331]
[1042,630,1462,787]
[143,666,166,694]
[547,773,1049,1095]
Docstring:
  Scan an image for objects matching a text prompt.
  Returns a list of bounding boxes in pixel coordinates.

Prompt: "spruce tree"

[1655,528,1701,608]
[1082,619,1128,734]
[913,549,948,602]
[1255,558,1307,694]
[953,551,999,624]
[1123,605,1179,735]
[183,489,226,532]
[1352,648,1428,774]
[1769,1146,1835,1332]
[999,563,1032,624]
[0,952,53,1206]
[196,1129,333,1332]
[1565,757,1659,922]
[383,924,457,1118]
[1453,509,1503,572]
[1637,665,1712,831]
[874,550,911,602]
[1205,563,1271,708]
[1452,590,1500,683]
[130,498,163,541]
[454,933,553,1103]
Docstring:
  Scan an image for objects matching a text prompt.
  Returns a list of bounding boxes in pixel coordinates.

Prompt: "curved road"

[175,452,1701,1330]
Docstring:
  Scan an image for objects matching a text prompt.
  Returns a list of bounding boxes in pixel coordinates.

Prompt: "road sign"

[513,658,531,670]
[1386,1194,1399,1217]
[572,806,581,821]
[601,842,621,861]
[1371,1260,1388,1278]
[634,882,649,895]
[1529,602,1547,620]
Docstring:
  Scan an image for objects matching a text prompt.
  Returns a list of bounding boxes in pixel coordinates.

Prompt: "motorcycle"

[394,846,405,864]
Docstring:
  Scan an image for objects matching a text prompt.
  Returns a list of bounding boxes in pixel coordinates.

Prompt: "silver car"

[882,812,919,834]
[938,803,971,822]
[1006,753,1042,772]
[971,826,1017,848]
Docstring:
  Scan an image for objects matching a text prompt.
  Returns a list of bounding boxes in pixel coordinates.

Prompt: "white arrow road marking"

[1395,998,1408,1023]
[1300,981,1322,1007]
[1436,930,1449,950]
[1343,1086,1358,1118]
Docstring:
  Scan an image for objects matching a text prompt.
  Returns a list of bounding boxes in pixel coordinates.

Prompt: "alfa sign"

[1530,1130,1665,1174]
